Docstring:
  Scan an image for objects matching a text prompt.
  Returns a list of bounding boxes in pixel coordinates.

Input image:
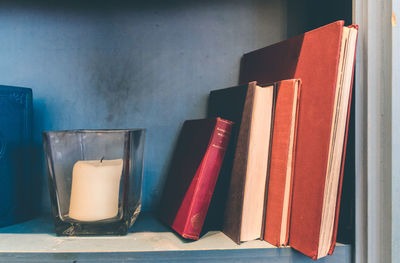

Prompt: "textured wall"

[0,0,287,212]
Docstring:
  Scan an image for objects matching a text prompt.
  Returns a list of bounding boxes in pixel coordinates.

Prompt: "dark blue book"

[0,85,32,227]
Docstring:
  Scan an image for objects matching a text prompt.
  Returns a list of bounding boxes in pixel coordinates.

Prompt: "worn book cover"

[263,79,301,247]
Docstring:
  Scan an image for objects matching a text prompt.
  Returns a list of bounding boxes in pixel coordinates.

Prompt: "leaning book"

[158,117,232,240]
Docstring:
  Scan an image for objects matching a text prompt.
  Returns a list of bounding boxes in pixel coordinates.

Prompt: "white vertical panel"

[392,1,400,262]
[353,0,368,262]
[367,0,392,261]
[354,0,394,262]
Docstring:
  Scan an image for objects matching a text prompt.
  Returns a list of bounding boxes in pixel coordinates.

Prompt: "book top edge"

[0,85,32,94]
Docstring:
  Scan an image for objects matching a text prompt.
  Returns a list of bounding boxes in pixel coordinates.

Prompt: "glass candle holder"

[43,129,145,236]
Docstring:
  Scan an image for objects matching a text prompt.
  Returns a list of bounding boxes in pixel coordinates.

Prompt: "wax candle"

[68,159,123,221]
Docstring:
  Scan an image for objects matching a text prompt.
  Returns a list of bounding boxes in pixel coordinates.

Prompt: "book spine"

[182,118,232,239]
[263,80,298,247]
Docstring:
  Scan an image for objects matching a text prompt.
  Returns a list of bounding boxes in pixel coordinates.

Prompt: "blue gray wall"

[0,0,287,212]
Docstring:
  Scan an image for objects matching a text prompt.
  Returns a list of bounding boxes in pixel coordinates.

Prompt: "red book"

[158,118,233,240]
[263,79,301,247]
[240,21,358,259]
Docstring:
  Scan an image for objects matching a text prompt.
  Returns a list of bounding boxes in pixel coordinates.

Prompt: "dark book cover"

[205,84,249,231]
[158,118,232,240]
[0,85,33,227]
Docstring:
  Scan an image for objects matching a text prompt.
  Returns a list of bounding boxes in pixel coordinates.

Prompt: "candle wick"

[100,157,104,163]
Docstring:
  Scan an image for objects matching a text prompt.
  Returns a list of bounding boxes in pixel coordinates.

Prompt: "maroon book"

[158,118,233,240]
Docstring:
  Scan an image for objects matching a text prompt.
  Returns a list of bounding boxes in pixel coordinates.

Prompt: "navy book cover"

[0,85,32,227]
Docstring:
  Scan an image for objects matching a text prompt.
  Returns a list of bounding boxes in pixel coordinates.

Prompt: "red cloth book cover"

[240,21,357,259]
[263,79,301,247]
[158,118,232,240]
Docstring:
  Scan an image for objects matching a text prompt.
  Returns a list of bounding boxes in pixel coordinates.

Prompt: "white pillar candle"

[68,159,123,221]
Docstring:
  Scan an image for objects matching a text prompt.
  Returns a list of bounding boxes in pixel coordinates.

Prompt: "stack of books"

[158,21,358,260]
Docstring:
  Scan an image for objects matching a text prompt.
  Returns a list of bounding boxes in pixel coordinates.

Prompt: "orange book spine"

[263,79,300,247]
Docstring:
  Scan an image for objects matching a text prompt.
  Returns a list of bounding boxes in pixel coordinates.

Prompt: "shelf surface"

[0,213,276,253]
[0,213,351,262]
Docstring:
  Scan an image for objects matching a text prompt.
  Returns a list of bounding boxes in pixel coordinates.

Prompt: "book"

[205,83,253,231]
[0,85,33,227]
[263,79,301,247]
[158,117,232,240]
[209,82,276,244]
[240,21,358,259]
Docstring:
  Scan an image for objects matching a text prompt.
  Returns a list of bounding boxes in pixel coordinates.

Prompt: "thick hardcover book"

[209,82,276,244]
[263,79,301,247]
[158,117,232,240]
[0,85,33,227]
[240,21,358,259]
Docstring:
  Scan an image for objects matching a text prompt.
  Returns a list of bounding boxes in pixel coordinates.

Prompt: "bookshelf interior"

[0,0,354,262]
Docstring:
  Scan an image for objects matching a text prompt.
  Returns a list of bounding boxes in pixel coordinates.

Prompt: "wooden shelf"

[0,213,350,262]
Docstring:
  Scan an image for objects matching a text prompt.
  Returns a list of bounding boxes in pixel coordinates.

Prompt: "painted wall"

[0,0,287,212]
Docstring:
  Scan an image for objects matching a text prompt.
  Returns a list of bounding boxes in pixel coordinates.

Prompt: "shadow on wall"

[87,51,144,127]
[286,0,352,37]
[31,99,48,216]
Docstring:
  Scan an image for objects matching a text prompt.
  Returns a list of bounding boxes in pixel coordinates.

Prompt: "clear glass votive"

[43,129,145,236]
